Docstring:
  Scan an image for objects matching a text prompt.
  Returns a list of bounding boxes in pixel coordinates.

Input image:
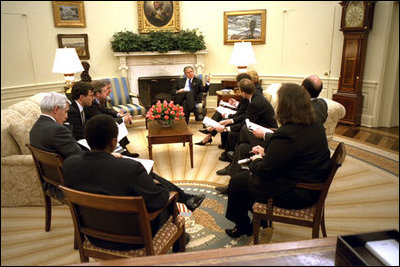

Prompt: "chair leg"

[321,209,327,237]
[44,195,52,232]
[173,231,186,253]
[253,215,261,244]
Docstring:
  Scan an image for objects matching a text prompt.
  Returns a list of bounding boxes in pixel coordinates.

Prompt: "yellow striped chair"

[106,77,146,117]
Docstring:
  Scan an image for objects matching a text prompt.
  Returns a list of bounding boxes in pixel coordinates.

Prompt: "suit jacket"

[29,115,83,159]
[230,92,278,132]
[84,99,123,124]
[171,76,209,103]
[312,98,328,125]
[67,100,85,140]
[63,152,170,250]
[248,122,331,201]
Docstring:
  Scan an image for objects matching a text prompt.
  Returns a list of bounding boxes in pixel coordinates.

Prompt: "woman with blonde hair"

[247,70,263,94]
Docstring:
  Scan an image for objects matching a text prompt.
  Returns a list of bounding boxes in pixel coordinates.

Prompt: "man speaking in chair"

[171,66,210,124]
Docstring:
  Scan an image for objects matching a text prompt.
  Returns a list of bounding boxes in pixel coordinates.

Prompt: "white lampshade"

[52,48,84,74]
[228,42,257,72]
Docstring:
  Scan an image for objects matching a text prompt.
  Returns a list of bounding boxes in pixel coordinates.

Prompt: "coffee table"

[147,119,193,168]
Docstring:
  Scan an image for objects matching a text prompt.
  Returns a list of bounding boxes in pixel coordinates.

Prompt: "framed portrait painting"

[57,34,90,60]
[224,9,266,45]
[52,1,86,28]
[138,1,180,33]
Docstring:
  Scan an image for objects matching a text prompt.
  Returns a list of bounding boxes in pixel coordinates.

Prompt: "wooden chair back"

[59,186,185,262]
[253,142,346,243]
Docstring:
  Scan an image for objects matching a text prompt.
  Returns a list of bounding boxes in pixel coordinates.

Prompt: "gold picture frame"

[224,9,266,45]
[138,1,180,33]
[52,1,86,28]
[57,34,90,60]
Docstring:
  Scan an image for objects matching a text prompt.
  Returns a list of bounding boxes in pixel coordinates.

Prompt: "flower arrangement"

[146,100,185,126]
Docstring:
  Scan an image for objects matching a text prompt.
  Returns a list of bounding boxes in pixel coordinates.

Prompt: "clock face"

[345,1,364,28]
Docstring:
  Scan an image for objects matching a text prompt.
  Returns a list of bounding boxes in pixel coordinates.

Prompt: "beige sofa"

[1,93,57,207]
[263,84,346,141]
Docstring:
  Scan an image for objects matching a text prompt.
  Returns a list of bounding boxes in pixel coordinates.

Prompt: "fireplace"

[138,76,180,109]
[114,50,207,106]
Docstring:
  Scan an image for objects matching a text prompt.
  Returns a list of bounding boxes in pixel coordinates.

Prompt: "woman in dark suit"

[224,83,332,238]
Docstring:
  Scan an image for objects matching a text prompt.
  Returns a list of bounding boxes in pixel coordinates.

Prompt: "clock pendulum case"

[333,1,376,125]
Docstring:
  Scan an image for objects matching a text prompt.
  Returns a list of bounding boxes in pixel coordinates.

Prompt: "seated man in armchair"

[171,66,210,124]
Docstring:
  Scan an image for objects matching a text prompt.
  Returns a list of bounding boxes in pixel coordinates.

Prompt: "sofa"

[263,83,346,141]
[1,93,59,207]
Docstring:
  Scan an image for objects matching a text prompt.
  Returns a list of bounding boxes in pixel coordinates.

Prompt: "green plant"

[110,29,206,53]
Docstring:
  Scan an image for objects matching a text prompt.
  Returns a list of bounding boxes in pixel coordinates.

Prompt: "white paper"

[122,156,154,175]
[215,106,237,115]
[183,88,190,92]
[245,119,274,133]
[365,239,399,266]
[219,100,237,109]
[77,139,123,153]
[202,116,220,128]
[117,122,128,142]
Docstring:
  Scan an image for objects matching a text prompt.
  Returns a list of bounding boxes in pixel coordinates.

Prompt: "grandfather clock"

[333,1,376,125]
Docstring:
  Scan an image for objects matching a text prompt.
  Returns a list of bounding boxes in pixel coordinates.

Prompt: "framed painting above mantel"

[224,9,266,45]
[138,1,180,33]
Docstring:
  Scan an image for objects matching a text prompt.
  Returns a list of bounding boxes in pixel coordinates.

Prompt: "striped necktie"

[80,110,85,125]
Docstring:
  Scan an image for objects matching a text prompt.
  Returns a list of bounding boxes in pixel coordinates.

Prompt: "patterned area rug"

[176,182,252,251]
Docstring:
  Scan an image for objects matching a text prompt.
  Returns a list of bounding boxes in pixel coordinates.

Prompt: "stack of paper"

[219,100,237,109]
[215,106,237,115]
[245,119,274,133]
[365,239,399,266]
[123,156,154,175]
[202,116,220,128]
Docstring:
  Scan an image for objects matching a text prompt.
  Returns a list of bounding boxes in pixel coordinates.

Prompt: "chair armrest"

[129,93,139,99]
[296,182,325,191]
[148,191,178,220]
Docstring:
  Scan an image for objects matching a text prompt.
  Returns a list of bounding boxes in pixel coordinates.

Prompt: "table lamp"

[228,42,257,73]
[52,48,84,93]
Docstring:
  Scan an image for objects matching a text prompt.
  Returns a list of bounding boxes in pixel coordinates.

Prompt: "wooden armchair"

[59,186,186,262]
[252,142,346,243]
[26,144,65,232]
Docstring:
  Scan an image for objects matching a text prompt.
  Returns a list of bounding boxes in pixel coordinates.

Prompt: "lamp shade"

[228,42,257,67]
[52,48,84,74]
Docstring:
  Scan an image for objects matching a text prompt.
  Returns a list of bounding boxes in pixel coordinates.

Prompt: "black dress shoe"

[216,166,230,176]
[215,186,228,194]
[227,151,234,160]
[185,194,206,212]
[225,226,253,238]
[199,129,210,135]
[121,151,139,158]
[195,138,212,146]
[219,152,232,162]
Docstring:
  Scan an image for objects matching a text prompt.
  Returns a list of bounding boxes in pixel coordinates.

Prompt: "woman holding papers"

[224,83,331,238]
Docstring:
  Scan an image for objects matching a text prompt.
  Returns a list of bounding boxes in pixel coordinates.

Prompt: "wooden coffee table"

[147,119,193,168]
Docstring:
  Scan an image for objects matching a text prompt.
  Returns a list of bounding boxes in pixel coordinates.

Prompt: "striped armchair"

[106,77,146,117]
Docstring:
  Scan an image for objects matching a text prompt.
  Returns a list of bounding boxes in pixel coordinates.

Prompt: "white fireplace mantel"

[114,50,207,99]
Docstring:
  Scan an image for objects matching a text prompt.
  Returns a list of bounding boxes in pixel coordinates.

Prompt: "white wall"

[1,1,398,127]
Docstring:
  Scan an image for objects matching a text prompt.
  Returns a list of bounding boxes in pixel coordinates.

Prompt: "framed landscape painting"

[52,1,86,28]
[57,34,89,59]
[224,9,266,45]
[138,1,180,33]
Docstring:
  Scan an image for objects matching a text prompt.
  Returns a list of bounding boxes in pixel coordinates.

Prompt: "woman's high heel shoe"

[195,138,212,146]
[199,129,210,135]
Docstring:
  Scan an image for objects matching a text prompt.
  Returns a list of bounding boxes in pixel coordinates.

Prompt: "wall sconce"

[228,42,257,73]
[52,48,84,93]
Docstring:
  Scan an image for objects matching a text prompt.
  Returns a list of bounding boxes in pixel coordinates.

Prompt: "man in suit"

[29,92,84,200]
[84,80,139,157]
[215,78,277,162]
[67,81,94,140]
[301,74,328,125]
[62,115,206,250]
[171,66,210,124]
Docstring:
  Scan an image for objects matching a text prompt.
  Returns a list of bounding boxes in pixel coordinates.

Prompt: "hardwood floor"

[334,124,399,153]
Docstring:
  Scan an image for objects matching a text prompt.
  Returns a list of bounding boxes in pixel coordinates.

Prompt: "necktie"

[189,79,192,90]
[80,110,85,125]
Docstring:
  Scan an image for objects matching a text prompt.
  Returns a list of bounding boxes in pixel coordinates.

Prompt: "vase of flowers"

[146,100,185,127]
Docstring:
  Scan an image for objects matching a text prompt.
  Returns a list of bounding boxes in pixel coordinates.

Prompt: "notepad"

[202,116,220,128]
[219,100,237,109]
[122,156,154,175]
[245,119,274,134]
[365,239,399,266]
[215,106,237,115]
